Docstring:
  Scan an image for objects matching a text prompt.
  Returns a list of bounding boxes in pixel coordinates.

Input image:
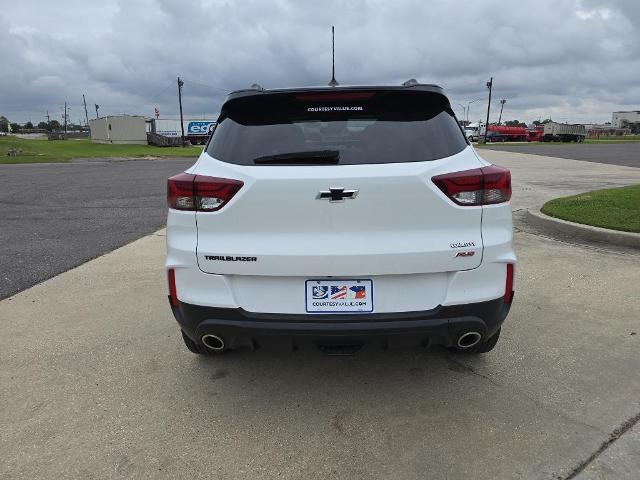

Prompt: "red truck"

[526,125,544,142]
[485,125,528,142]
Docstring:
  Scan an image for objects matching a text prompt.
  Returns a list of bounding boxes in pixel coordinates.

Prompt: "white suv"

[166,83,515,355]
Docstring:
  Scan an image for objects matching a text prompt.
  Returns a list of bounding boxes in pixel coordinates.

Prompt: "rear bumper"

[172,297,512,350]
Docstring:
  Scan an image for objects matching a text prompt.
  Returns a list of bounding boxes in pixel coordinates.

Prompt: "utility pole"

[82,94,90,127]
[177,77,186,147]
[483,77,493,143]
[46,110,50,130]
[64,102,68,133]
[328,26,338,86]
[498,99,506,125]
[95,104,100,119]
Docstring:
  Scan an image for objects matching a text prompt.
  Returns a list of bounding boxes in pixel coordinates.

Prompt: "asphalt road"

[1,150,640,479]
[482,142,640,168]
[0,158,194,300]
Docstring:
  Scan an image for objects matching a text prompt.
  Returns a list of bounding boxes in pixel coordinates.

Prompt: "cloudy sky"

[1,0,638,125]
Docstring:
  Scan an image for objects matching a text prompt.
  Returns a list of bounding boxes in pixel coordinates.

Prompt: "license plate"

[305,279,374,313]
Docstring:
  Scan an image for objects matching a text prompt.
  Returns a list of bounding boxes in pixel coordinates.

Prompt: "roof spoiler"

[224,83,446,104]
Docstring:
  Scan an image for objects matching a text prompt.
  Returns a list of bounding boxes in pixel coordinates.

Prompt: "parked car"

[166,82,516,355]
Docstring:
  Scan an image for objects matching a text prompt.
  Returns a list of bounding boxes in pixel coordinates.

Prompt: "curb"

[524,208,640,249]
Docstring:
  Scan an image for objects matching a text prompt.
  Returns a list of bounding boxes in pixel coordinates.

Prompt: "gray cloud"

[1,0,638,124]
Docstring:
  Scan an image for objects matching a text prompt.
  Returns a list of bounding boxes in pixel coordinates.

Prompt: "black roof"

[225,83,445,102]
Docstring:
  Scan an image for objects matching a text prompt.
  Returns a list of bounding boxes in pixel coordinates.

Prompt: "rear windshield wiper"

[253,150,339,165]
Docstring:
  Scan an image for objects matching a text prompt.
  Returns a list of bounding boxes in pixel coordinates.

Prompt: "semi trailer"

[148,118,217,145]
[542,122,586,142]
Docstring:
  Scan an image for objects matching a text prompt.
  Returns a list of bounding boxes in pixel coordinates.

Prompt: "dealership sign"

[187,121,216,135]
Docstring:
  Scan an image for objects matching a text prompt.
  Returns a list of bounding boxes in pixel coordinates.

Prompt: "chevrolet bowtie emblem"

[317,187,359,202]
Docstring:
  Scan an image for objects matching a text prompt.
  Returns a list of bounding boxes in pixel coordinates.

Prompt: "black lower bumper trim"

[171,297,511,351]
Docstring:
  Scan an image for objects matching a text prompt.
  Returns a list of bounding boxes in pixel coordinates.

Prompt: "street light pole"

[457,103,467,124]
[498,99,506,125]
[465,99,481,124]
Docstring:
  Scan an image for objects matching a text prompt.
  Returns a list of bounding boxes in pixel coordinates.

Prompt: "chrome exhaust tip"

[456,331,482,349]
[201,334,225,351]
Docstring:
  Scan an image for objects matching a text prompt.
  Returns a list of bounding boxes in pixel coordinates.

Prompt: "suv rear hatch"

[194,88,483,277]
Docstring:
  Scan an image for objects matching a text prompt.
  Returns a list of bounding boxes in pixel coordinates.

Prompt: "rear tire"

[451,328,501,354]
[181,330,225,355]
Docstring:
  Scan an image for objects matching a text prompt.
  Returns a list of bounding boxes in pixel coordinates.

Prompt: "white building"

[89,115,147,144]
[611,111,640,128]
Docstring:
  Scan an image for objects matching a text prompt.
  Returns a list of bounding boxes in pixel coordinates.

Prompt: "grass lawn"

[541,184,640,233]
[0,135,200,164]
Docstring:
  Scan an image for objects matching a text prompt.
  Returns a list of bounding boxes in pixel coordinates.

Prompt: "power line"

[148,80,178,102]
[181,78,230,94]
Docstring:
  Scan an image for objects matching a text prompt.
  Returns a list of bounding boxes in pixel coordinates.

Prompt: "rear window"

[206,90,467,165]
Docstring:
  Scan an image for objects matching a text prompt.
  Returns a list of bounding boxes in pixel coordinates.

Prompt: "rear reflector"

[167,173,243,212]
[168,268,178,307]
[432,165,511,206]
[504,264,514,304]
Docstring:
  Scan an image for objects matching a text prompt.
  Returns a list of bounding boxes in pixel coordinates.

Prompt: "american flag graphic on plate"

[330,286,347,299]
[306,279,373,313]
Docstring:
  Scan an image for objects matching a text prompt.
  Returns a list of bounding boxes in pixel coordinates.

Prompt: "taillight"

[482,165,512,205]
[294,91,375,101]
[504,263,514,304]
[168,268,178,307]
[431,165,511,206]
[167,173,243,212]
[167,173,196,210]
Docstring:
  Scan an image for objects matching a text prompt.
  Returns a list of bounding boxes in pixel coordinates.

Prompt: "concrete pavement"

[1,149,639,479]
[482,142,640,168]
[575,421,640,479]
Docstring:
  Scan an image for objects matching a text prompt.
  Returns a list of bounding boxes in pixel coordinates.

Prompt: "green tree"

[10,122,21,133]
[24,121,34,129]
[0,116,9,132]
[541,118,553,124]
[49,119,61,131]
[37,121,49,130]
